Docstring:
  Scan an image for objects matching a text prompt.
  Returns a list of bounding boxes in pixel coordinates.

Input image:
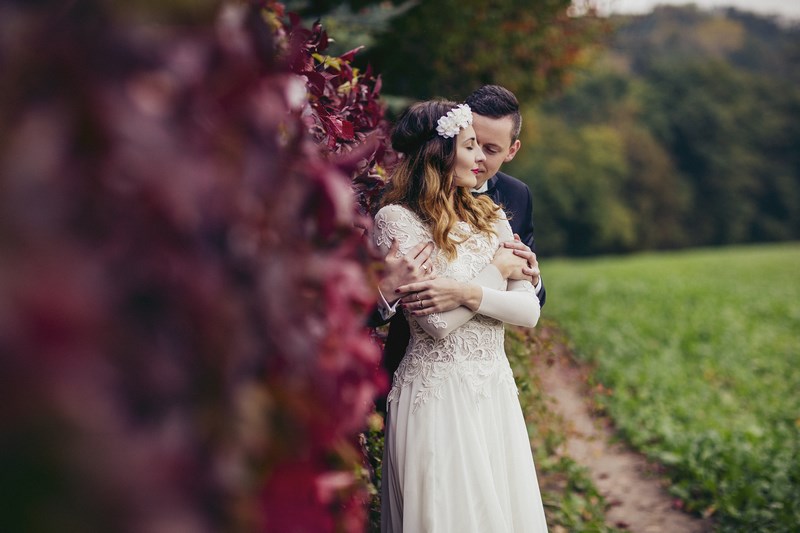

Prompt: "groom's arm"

[512,184,546,307]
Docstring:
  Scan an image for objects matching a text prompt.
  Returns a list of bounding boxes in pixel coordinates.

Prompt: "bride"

[374,100,548,532]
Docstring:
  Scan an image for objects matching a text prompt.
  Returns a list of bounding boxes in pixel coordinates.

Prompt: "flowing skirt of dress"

[381,361,549,533]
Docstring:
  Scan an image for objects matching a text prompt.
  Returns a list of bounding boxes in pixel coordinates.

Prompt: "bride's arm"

[476,214,540,327]
[394,252,535,340]
[397,244,526,313]
[396,245,537,339]
[477,279,540,328]
[373,205,484,339]
[403,274,539,339]
[400,272,539,338]
[399,224,537,338]
[375,207,538,340]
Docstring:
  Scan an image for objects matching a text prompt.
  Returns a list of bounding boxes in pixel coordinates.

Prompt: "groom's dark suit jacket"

[378,171,546,395]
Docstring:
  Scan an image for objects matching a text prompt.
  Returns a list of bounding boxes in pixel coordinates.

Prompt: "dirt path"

[534,347,713,532]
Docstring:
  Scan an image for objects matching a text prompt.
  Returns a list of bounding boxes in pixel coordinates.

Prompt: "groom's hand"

[491,246,529,280]
[503,235,540,286]
[379,239,435,302]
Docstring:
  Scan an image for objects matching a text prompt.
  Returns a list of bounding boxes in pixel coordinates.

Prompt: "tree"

[508,112,635,255]
[618,123,692,249]
[505,5,800,255]
[642,60,797,245]
[285,0,405,17]
[362,0,607,101]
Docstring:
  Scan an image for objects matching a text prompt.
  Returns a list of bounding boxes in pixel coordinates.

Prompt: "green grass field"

[541,242,800,532]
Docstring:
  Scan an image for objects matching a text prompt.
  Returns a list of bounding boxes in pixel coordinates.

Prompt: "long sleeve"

[505,182,547,309]
[418,267,540,340]
[521,185,548,308]
[411,264,507,340]
[376,288,401,321]
[478,279,540,328]
[373,204,431,323]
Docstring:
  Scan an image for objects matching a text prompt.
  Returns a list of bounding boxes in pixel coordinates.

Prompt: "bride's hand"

[396,277,482,315]
[491,245,529,281]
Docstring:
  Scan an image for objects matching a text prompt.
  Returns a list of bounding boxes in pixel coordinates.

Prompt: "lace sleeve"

[374,204,424,256]
[372,205,423,321]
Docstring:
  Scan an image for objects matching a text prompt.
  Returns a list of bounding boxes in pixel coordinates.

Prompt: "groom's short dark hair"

[465,85,522,142]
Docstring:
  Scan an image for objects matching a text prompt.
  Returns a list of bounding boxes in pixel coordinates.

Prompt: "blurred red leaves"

[0,1,387,531]
[284,15,391,219]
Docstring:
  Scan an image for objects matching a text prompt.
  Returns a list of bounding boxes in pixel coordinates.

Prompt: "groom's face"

[471,114,521,188]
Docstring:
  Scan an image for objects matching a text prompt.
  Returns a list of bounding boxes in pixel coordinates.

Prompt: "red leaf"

[339,46,364,63]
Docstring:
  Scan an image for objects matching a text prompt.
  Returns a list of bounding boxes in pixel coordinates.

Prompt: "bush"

[0,1,388,530]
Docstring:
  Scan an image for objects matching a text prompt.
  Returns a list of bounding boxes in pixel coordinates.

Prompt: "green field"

[541,243,800,531]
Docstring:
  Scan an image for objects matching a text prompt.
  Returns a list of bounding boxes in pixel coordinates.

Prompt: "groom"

[375,85,546,390]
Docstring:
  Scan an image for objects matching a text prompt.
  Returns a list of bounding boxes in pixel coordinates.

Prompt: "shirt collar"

[472,180,490,194]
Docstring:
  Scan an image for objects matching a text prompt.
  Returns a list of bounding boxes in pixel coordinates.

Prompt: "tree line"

[505,5,800,256]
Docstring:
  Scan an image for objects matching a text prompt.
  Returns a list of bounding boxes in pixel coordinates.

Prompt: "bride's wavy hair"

[381,100,500,259]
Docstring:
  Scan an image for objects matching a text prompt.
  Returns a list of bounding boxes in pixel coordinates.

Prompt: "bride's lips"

[471,168,480,174]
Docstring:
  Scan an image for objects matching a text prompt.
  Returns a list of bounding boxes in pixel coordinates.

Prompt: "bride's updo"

[381,100,499,259]
[391,100,456,157]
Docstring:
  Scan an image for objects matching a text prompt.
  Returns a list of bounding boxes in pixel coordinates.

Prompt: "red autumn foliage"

[282,12,393,219]
[0,1,388,531]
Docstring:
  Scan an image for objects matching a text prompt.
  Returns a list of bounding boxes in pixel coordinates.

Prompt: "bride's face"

[452,125,485,189]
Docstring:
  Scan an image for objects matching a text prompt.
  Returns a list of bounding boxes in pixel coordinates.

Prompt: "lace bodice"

[374,204,539,411]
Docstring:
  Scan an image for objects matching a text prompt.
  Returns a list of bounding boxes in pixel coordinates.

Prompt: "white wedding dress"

[374,204,548,533]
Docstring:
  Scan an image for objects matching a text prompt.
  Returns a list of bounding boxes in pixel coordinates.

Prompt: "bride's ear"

[504,139,521,162]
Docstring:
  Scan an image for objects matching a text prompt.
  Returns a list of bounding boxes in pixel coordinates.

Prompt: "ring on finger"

[415,293,420,301]
[418,300,424,310]
[422,264,429,272]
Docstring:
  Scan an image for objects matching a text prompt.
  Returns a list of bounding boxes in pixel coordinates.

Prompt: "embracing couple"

[371,85,549,532]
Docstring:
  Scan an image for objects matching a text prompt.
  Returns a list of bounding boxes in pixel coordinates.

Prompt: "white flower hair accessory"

[436,104,473,138]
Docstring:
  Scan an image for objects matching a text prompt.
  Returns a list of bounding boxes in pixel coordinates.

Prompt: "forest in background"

[303,2,800,257]
[508,5,800,256]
